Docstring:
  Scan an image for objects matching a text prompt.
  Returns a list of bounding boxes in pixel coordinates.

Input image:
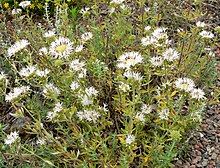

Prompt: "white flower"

[81,95,93,106]
[43,83,60,96]
[4,131,19,145]
[125,134,135,144]
[47,111,57,120]
[141,36,157,46]
[5,86,30,102]
[149,56,163,67]
[117,51,143,69]
[19,1,31,9]
[19,65,36,77]
[74,45,83,52]
[135,112,145,122]
[190,88,205,100]
[152,27,168,39]
[36,138,46,145]
[141,104,152,114]
[199,30,214,39]
[80,7,90,16]
[78,68,87,78]
[81,32,93,42]
[0,72,6,81]
[196,21,207,28]
[70,59,85,71]
[208,51,215,57]
[162,48,179,62]
[49,37,73,59]
[159,109,169,120]
[39,47,48,55]
[119,82,130,92]
[70,81,80,91]
[12,8,22,15]
[174,78,195,92]
[85,87,98,97]
[7,39,30,57]
[76,110,101,123]
[110,0,124,5]
[144,26,151,31]
[123,71,143,81]
[54,102,63,112]
[36,69,50,77]
[46,102,63,120]
[44,30,56,38]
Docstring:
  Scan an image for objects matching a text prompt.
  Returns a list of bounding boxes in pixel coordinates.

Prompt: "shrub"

[0,0,218,167]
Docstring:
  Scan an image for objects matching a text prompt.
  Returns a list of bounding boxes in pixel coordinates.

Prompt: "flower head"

[70,59,85,71]
[19,65,36,77]
[196,21,207,28]
[135,112,145,122]
[152,27,168,39]
[8,39,30,57]
[49,37,73,59]
[4,131,19,145]
[162,48,179,62]
[141,36,157,46]
[190,88,205,100]
[117,51,143,69]
[19,1,31,9]
[174,78,195,92]
[199,30,214,39]
[119,82,130,92]
[5,86,30,102]
[125,134,135,144]
[44,30,56,38]
[149,56,164,67]
[159,109,169,120]
[12,8,22,15]
[81,32,93,42]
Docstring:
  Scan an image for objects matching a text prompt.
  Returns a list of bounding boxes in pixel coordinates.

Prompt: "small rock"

[196,151,202,156]
[189,165,196,168]
[211,153,217,160]
[202,159,208,167]
[194,144,200,149]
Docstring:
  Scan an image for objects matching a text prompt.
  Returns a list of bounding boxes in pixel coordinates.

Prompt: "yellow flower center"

[56,44,67,53]
[125,58,135,65]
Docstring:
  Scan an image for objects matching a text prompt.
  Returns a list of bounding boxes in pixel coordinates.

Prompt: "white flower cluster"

[141,27,168,47]
[199,30,214,39]
[43,83,60,97]
[158,108,170,120]
[135,104,152,122]
[36,69,50,77]
[0,72,6,81]
[81,87,99,106]
[70,59,87,78]
[125,134,135,144]
[49,37,73,59]
[117,51,143,69]
[162,48,179,62]
[47,102,63,120]
[44,30,56,38]
[19,1,31,9]
[36,138,46,145]
[174,78,205,100]
[70,81,80,91]
[4,131,19,145]
[123,71,142,81]
[81,32,93,42]
[19,65,36,77]
[5,86,30,102]
[76,110,101,123]
[7,39,30,57]
[119,82,130,92]
[110,0,124,5]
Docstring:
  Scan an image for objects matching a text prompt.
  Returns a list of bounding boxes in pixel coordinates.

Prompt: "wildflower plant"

[0,0,218,167]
